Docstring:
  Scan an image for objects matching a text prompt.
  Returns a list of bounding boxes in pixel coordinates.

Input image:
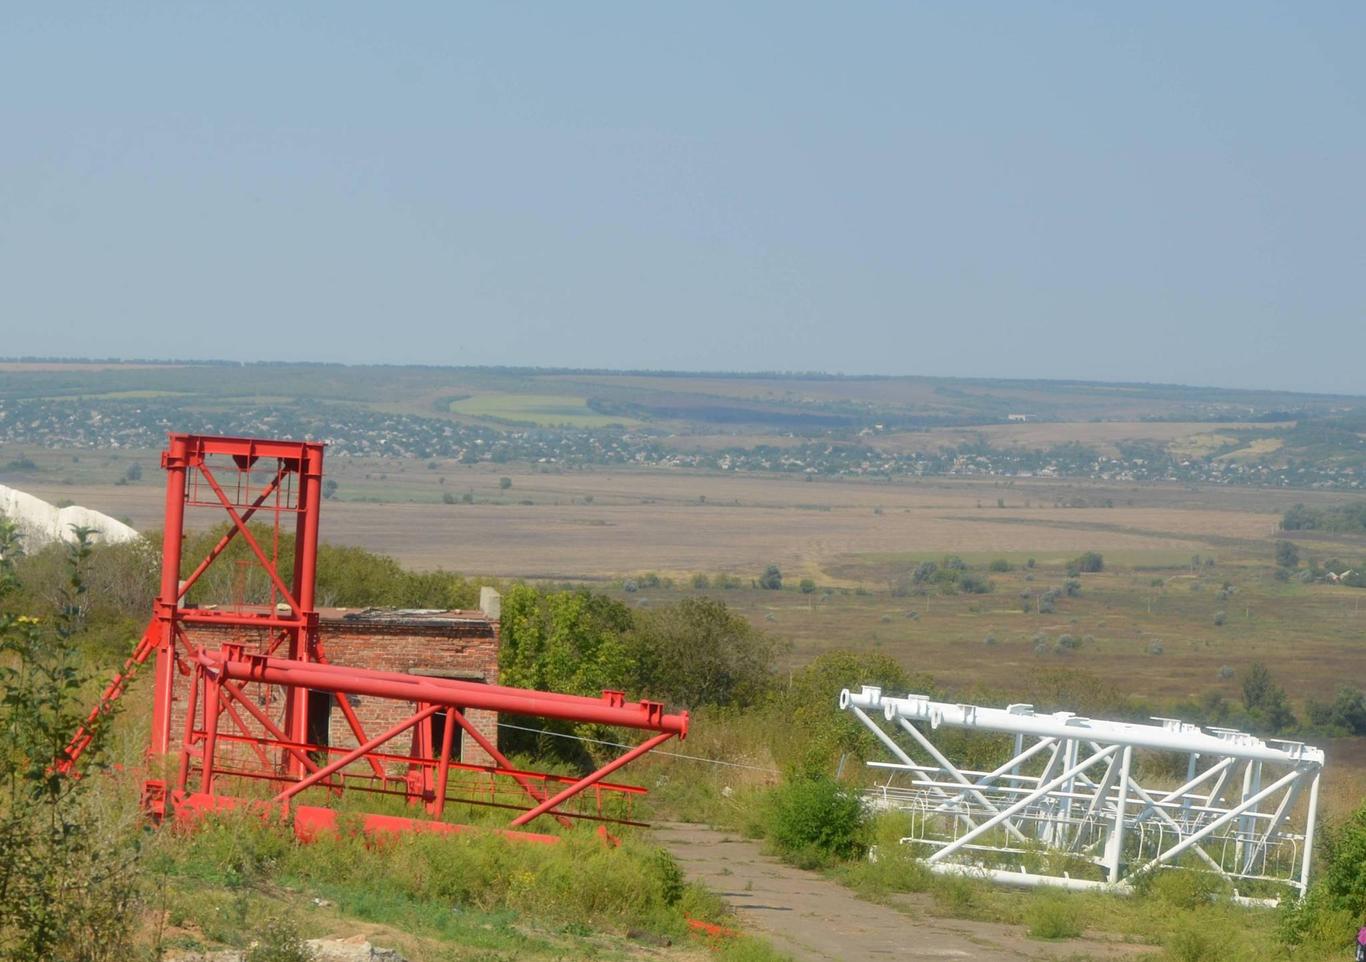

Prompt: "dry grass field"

[873,421,1285,457]
[11,453,1324,578]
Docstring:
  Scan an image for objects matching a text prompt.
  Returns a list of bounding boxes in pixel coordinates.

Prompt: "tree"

[1072,551,1104,573]
[1241,662,1296,733]
[499,477,512,491]
[322,478,339,499]
[626,597,777,709]
[0,520,138,958]
[498,585,632,697]
[799,578,816,594]
[1275,540,1300,569]
[773,651,931,775]
[758,564,782,590]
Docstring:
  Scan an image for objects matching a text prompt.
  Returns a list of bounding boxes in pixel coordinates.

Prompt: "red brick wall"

[174,612,501,779]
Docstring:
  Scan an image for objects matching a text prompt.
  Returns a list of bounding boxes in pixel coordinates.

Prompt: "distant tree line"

[1281,502,1366,534]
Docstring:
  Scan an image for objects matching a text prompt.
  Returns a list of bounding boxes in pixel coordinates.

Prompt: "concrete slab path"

[654,822,1153,962]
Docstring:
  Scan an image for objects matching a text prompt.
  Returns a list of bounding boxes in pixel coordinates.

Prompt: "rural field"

[27,447,1362,833]
[11,448,1365,710]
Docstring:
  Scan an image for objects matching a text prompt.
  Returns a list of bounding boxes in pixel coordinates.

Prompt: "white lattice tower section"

[840,686,1324,901]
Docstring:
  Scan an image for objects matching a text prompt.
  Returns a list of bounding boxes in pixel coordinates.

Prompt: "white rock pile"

[0,483,140,548]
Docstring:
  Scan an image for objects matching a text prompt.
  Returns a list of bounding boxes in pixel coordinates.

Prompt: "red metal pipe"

[150,434,190,756]
[176,466,288,600]
[432,707,456,818]
[444,708,573,826]
[274,704,442,804]
[196,464,302,614]
[289,444,323,773]
[200,673,221,794]
[205,652,687,736]
[216,678,321,775]
[510,732,676,827]
[322,673,388,779]
[175,662,201,794]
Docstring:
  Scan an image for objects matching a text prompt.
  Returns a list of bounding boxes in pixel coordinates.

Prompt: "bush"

[246,916,315,962]
[799,578,816,594]
[691,572,710,589]
[758,564,782,590]
[1025,895,1082,940]
[839,814,931,896]
[1147,867,1226,909]
[988,558,1011,572]
[765,776,868,864]
[1213,610,1226,627]
[1057,634,1081,650]
[627,597,777,709]
[1163,917,1239,962]
[1317,798,1366,921]
[957,572,993,594]
[1072,551,1104,573]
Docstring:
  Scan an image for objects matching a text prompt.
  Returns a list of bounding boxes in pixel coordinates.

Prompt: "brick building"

[175,589,502,772]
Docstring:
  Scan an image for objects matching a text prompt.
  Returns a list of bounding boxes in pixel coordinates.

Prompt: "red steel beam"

[202,649,688,736]
[275,704,442,804]
[510,732,676,827]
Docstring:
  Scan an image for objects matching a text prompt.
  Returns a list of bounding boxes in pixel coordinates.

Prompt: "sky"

[1,4,1363,393]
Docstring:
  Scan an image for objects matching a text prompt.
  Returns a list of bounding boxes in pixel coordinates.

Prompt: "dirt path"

[654,822,1152,962]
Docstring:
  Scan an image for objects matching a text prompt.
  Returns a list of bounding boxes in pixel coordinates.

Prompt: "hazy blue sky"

[2,4,1362,392]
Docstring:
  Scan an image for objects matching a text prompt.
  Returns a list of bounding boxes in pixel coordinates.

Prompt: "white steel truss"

[840,686,1325,900]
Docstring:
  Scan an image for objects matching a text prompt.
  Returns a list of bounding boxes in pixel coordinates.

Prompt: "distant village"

[0,396,1360,490]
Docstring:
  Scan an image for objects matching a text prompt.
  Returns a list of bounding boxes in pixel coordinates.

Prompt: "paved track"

[654,822,1151,962]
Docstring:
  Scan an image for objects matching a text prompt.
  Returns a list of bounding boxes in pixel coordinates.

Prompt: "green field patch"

[38,389,191,400]
[450,393,640,427]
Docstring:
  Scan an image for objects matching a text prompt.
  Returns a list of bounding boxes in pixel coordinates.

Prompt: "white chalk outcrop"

[0,484,140,548]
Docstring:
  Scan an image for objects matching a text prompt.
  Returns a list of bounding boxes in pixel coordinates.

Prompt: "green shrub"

[1161,915,1251,962]
[246,916,315,962]
[929,874,980,917]
[1072,551,1104,573]
[1145,867,1227,909]
[1025,894,1082,939]
[765,775,868,864]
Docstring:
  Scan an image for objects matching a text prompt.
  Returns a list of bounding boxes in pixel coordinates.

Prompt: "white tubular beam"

[893,716,1034,846]
[927,744,1120,864]
[930,861,1135,894]
[1106,746,1133,883]
[1127,768,1304,881]
[844,687,1324,767]
[1298,771,1321,893]
[1135,756,1236,821]
[1119,774,1236,883]
[848,705,962,809]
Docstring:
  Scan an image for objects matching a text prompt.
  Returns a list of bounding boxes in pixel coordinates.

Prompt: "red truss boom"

[67,433,687,839]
